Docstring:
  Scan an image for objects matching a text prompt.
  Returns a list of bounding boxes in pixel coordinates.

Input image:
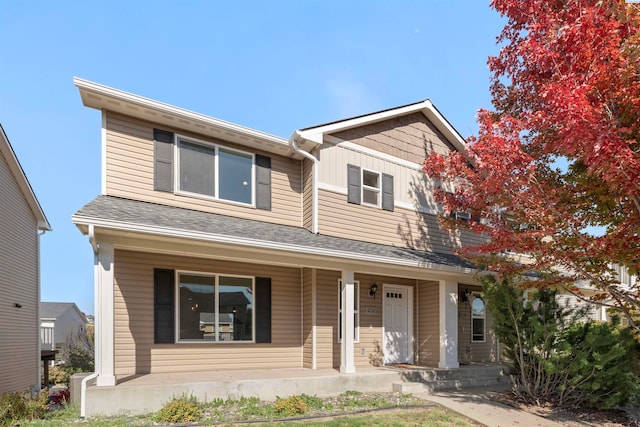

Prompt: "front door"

[383,285,413,364]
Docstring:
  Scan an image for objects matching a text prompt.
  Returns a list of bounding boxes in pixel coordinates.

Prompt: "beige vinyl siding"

[318,189,484,254]
[458,285,498,363]
[302,268,313,368]
[105,112,302,227]
[354,274,417,367]
[113,250,302,377]
[0,149,39,393]
[415,280,439,367]
[557,293,600,321]
[302,158,313,231]
[314,269,340,369]
[331,112,455,165]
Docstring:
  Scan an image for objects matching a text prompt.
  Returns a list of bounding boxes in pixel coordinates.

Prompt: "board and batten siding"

[415,280,439,367]
[113,250,302,377]
[0,149,39,394]
[318,189,484,255]
[104,112,302,227]
[330,112,455,166]
[317,142,439,210]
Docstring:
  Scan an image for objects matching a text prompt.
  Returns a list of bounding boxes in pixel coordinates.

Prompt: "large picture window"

[177,138,253,205]
[178,272,254,342]
[471,295,485,342]
[338,280,360,342]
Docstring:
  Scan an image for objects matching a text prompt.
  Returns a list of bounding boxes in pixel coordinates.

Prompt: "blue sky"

[0,1,504,315]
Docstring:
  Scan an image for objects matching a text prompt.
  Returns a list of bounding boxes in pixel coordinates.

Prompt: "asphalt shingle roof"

[74,196,475,272]
[40,302,76,319]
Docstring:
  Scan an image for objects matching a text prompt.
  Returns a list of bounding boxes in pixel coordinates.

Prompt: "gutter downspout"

[289,131,318,234]
[81,225,99,418]
[36,229,47,395]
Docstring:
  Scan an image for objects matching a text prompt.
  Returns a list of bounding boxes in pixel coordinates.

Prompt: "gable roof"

[0,124,50,231]
[73,196,475,275]
[294,100,467,152]
[40,302,86,321]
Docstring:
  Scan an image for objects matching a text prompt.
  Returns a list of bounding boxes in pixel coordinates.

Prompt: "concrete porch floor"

[83,364,509,417]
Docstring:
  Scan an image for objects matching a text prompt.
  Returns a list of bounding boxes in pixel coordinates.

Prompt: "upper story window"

[153,128,272,211]
[178,138,253,205]
[346,164,394,211]
[362,169,381,207]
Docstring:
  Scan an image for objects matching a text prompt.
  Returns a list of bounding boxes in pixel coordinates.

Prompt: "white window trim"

[175,270,256,344]
[338,279,360,343]
[471,293,486,343]
[174,135,256,208]
[361,169,381,208]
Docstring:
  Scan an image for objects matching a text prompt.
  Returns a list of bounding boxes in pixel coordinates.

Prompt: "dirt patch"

[491,392,638,427]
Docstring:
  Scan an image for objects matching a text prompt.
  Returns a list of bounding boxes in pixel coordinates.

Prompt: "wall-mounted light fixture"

[460,289,472,303]
[369,283,378,299]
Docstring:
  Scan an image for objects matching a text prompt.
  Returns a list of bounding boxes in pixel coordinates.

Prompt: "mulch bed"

[491,392,638,427]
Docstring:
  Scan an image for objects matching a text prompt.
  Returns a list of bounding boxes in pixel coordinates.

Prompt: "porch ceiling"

[73,195,477,281]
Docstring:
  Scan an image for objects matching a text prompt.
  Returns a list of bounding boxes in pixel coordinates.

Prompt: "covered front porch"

[81,364,509,416]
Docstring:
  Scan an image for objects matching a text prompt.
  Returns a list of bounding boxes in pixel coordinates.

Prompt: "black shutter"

[347,164,361,204]
[255,277,272,343]
[154,269,175,344]
[154,129,174,192]
[255,155,272,210]
[381,173,394,211]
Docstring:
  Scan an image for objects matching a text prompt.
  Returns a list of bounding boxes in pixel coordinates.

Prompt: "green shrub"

[562,322,640,409]
[274,395,307,416]
[483,275,640,409]
[0,389,49,425]
[48,365,71,386]
[155,395,201,424]
[60,329,94,372]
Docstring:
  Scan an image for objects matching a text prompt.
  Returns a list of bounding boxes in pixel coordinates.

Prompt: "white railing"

[41,326,55,351]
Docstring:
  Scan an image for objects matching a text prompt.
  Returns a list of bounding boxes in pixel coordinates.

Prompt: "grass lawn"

[15,392,479,426]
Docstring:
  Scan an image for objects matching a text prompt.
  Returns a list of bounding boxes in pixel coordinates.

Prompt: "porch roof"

[73,195,476,274]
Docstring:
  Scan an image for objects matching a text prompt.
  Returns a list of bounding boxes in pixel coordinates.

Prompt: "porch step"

[391,365,511,395]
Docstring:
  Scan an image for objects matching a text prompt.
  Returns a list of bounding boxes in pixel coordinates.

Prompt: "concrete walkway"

[415,386,564,427]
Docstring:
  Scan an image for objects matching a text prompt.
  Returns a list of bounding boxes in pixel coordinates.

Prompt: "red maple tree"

[423,0,640,325]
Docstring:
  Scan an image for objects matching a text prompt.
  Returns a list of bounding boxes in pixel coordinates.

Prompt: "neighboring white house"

[0,123,50,394]
[40,302,88,355]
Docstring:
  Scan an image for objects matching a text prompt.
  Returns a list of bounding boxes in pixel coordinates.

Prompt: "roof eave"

[71,214,476,276]
[0,124,51,231]
[73,77,305,159]
[297,100,467,152]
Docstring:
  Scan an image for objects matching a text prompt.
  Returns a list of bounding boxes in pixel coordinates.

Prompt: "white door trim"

[382,284,414,365]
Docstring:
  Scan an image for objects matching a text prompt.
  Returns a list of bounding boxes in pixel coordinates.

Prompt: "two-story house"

[0,124,50,394]
[40,302,88,356]
[72,78,499,415]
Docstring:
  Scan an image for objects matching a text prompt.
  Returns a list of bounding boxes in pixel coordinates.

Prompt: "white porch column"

[95,243,116,386]
[438,280,459,369]
[340,270,356,373]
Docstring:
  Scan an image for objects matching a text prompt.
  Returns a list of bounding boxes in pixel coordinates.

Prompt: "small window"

[178,272,254,342]
[338,280,360,342]
[362,170,380,207]
[471,295,485,342]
